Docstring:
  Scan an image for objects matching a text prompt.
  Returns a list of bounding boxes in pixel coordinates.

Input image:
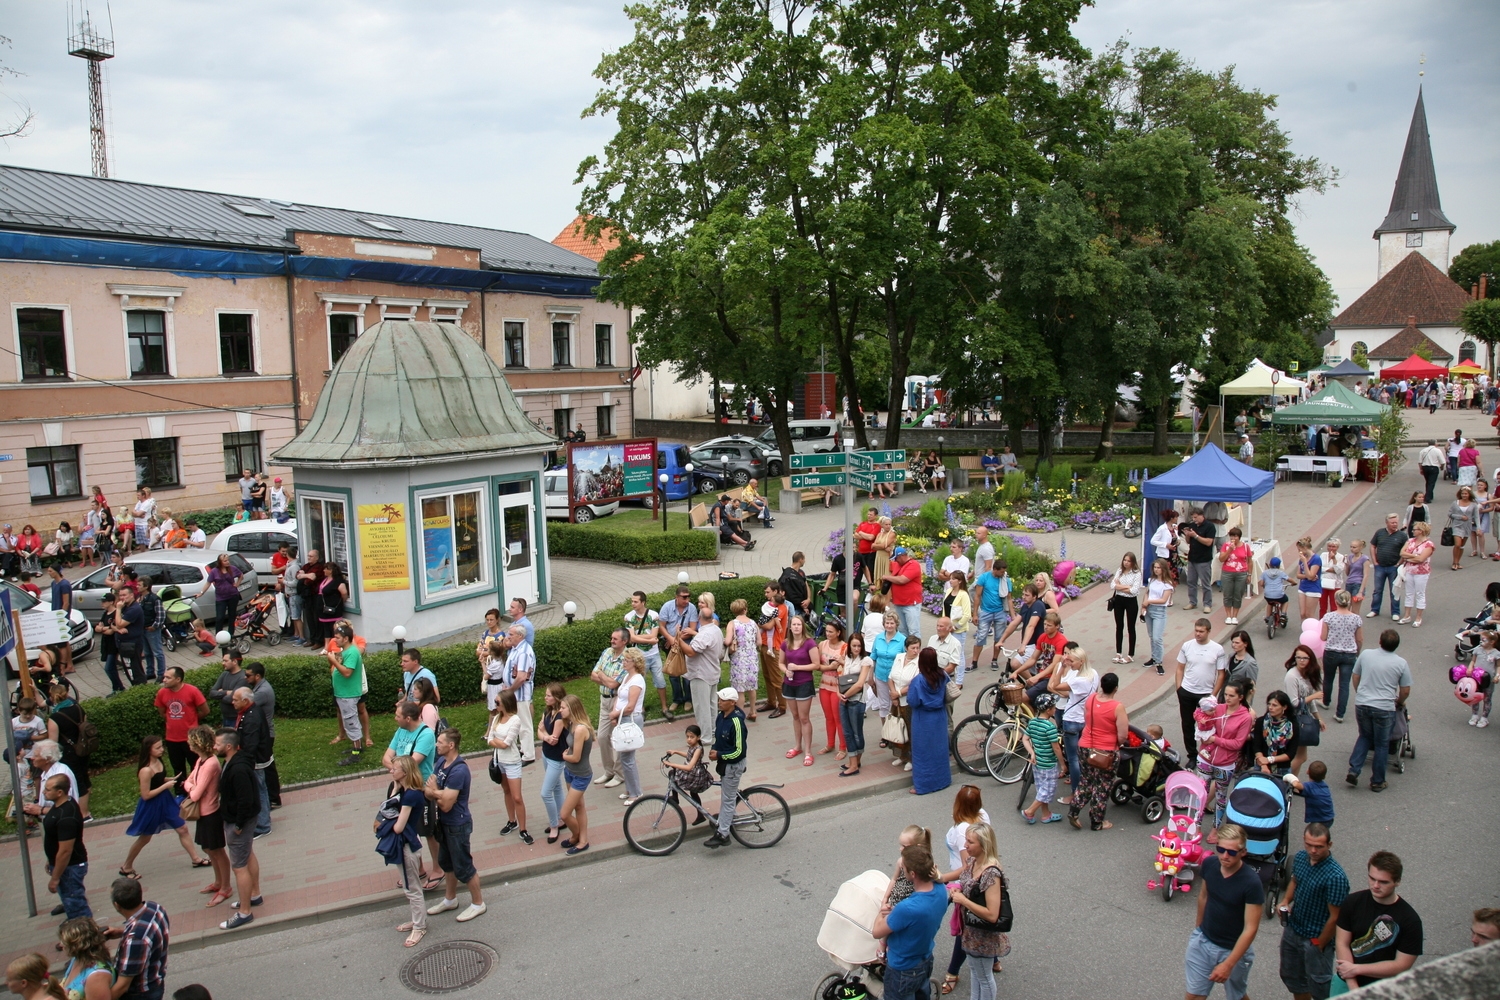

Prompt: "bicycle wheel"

[950,714,996,776]
[1266,610,1277,640]
[1015,763,1034,811]
[622,795,686,856]
[983,722,1030,784]
[973,683,1003,718]
[729,786,790,849]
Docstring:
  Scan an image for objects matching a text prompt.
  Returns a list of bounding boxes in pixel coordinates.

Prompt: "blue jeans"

[102,652,125,693]
[1321,649,1356,718]
[1061,719,1084,794]
[1348,705,1395,784]
[882,955,934,1000]
[55,861,90,919]
[253,767,271,836]
[143,628,165,680]
[1369,563,1401,617]
[840,698,867,755]
[896,604,922,641]
[540,758,566,830]
[1146,605,1167,663]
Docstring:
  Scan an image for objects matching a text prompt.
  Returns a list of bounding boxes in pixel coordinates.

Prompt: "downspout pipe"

[283,252,302,431]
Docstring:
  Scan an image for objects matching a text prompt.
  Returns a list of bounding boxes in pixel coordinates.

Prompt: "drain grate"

[399,941,497,994]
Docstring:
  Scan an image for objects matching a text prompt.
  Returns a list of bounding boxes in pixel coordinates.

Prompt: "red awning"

[1378,354,1450,380]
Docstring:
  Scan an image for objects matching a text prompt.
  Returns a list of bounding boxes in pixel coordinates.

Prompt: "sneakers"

[456,902,487,922]
[602,776,622,789]
[427,897,459,916]
[703,834,728,849]
[220,912,254,931]
[1345,772,1358,787]
[499,821,517,836]
[1391,614,1401,622]
[1469,715,1479,726]
[1365,611,1378,618]
[593,774,611,785]
[1479,717,1491,729]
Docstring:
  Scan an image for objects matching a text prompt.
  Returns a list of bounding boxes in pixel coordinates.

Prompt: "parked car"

[689,441,770,494]
[206,518,298,576]
[544,471,619,523]
[695,434,784,478]
[2,581,95,660]
[68,551,260,621]
[656,443,696,501]
[696,420,843,478]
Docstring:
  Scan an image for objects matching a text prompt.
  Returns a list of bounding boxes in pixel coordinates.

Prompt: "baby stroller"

[1386,704,1415,774]
[1223,771,1291,918]
[1147,770,1208,901]
[1111,725,1182,823]
[228,591,281,654]
[815,870,891,999]
[157,585,197,652]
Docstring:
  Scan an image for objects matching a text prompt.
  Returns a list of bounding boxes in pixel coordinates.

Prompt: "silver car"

[70,551,259,620]
[1,581,95,659]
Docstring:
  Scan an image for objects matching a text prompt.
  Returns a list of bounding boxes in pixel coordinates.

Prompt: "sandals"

[942,974,960,995]
[834,750,847,760]
[199,882,222,895]
[785,748,803,759]
[803,754,814,767]
[192,858,213,868]
[817,746,836,755]
[420,875,445,891]
[118,868,141,881]
[404,928,427,948]
[206,891,231,908]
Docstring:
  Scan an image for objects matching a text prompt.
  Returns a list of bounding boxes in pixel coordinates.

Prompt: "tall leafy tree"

[1450,240,1500,298]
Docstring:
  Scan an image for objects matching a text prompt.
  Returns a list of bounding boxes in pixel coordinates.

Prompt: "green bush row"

[546,522,718,564]
[71,576,775,771]
[183,506,240,535]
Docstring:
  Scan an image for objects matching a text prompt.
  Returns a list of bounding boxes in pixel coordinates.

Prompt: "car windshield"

[1,581,39,612]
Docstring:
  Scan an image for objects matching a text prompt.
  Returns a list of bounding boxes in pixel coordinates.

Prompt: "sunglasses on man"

[1215,845,1242,857]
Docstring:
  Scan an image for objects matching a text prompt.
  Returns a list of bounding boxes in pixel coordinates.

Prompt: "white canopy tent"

[1220,359,1307,398]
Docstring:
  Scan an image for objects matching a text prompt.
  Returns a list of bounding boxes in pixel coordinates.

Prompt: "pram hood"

[818,870,890,970]
[1164,770,1208,814]
[1224,772,1289,857]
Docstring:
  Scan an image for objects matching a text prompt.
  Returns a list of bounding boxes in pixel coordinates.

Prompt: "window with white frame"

[17,308,69,380]
[552,321,572,367]
[27,445,81,500]
[127,310,169,377]
[302,495,350,574]
[595,323,613,367]
[1461,341,1478,364]
[219,313,256,373]
[418,488,486,600]
[503,321,526,368]
[329,314,360,366]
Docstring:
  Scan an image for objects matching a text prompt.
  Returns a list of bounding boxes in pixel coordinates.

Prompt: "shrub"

[913,497,948,538]
[996,537,1055,583]
[546,522,717,564]
[1000,471,1027,503]
[1047,462,1074,491]
[184,506,239,535]
[1093,461,1129,485]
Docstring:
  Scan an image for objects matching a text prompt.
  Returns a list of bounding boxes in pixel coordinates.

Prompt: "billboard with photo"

[566,438,657,519]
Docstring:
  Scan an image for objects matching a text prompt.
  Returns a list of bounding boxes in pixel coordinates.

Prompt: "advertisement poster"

[356,503,409,592]
[622,440,656,496]
[422,514,457,595]
[566,438,657,517]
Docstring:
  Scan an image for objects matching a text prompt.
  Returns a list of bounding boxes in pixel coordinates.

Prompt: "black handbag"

[488,753,506,784]
[1440,521,1455,547]
[1296,701,1320,747]
[963,868,1013,932]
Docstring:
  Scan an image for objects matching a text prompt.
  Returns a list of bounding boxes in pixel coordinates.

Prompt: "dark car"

[690,441,770,494]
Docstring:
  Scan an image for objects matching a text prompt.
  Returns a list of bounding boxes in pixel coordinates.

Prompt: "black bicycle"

[623,754,791,856]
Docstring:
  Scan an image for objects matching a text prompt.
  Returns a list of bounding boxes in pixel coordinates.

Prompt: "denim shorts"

[437,821,476,883]
[567,772,592,791]
[1185,926,1253,1000]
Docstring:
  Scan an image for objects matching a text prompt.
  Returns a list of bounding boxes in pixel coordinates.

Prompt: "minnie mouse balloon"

[1456,676,1485,706]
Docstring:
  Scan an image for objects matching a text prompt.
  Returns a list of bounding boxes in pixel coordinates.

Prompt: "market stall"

[1140,444,1277,594]
[1377,354,1449,382]
[1270,381,1390,482]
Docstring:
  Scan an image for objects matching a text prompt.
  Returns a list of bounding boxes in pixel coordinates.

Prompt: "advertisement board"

[566,438,657,521]
[356,503,410,592]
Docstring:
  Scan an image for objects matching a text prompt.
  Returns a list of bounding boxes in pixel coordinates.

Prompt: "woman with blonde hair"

[382,754,429,948]
[1050,646,1097,801]
[558,694,594,856]
[944,570,972,640]
[184,724,231,907]
[56,916,113,999]
[5,953,67,1000]
[1294,536,1322,624]
[940,822,1008,999]
[611,648,648,806]
[1400,521,1436,623]
[487,691,530,845]
[872,516,897,585]
[939,786,993,994]
[1033,572,1060,613]
[1450,486,1477,571]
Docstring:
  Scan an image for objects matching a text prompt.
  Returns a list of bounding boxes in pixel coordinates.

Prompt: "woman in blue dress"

[118,735,209,880]
[906,649,952,795]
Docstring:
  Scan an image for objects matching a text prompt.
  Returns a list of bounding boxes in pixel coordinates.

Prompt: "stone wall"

[635,418,1196,453]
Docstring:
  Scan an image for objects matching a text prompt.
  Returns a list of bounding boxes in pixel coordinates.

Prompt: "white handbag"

[611,715,645,752]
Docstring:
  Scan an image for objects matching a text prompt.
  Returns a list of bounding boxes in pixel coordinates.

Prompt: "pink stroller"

[1146,770,1209,902]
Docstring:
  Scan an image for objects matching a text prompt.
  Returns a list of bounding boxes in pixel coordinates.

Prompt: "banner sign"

[357,503,410,592]
[567,438,658,521]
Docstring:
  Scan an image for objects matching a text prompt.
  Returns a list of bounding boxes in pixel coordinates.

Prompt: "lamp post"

[659,471,670,533]
[392,625,406,659]
[563,600,577,625]
[677,571,690,586]
[937,435,944,462]
[215,629,232,657]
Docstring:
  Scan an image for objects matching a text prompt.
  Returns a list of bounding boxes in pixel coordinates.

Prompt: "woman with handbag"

[1283,646,1325,777]
[1447,489,1474,572]
[1110,552,1141,664]
[837,633,874,777]
[610,649,649,807]
[816,620,848,758]
[940,822,1009,1000]
[1399,522,1436,626]
[1252,691,1301,776]
[885,635,922,770]
[780,616,824,767]
[944,571,971,641]
[1319,590,1362,721]
[486,692,530,844]
[118,735,210,880]
[1048,648,1097,803]
[907,649,952,796]
[870,610,905,728]
[1068,672,1129,831]
[183,724,230,907]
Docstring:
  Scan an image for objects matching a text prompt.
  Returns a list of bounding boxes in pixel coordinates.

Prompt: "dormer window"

[1409,211,1419,221]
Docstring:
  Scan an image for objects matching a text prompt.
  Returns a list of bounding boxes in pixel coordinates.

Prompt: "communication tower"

[67,2,115,178]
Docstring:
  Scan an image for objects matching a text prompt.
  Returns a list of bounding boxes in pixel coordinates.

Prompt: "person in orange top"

[760,582,790,719]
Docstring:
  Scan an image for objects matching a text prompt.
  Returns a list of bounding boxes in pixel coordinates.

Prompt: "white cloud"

[2,0,1496,310]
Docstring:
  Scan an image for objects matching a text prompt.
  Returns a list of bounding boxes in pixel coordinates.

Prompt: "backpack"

[60,704,100,758]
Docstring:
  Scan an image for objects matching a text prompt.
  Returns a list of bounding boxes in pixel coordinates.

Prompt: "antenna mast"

[67,2,116,178]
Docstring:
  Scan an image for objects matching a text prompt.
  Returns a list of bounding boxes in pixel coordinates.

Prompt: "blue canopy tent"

[1141,444,1277,569]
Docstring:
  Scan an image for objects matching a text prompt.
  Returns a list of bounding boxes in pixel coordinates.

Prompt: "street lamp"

[937,435,945,462]
[659,471,670,533]
[392,625,407,658]
[677,571,690,585]
[563,600,578,625]
[215,629,232,656]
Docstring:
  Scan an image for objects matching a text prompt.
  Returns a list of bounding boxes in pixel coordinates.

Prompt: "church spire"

[1375,87,1454,236]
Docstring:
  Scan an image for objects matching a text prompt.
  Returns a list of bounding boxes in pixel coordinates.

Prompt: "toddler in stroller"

[1110,724,1181,824]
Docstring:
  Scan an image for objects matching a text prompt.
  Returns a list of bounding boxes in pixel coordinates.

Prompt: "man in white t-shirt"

[972,526,995,577]
[185,520,208,548]
[1175,619,1226,760]
[927,616,965,677]
[938,538,971,584]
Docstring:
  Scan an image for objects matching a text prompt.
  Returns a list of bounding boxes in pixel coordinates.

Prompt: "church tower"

[1374,88,1454,277]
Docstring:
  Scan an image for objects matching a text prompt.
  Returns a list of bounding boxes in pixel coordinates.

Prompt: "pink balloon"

[1054,561,1076,587]
[1456,677,1485,706]
[1298,620,1326,657]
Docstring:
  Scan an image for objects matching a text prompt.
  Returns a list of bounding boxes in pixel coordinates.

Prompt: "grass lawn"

[588,506,706,534]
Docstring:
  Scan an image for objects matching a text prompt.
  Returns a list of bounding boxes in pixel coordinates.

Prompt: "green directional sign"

[866,469,907,484]
[850,449,906,470]
[848,471,873,490]
[788,452,847,469]
[789,472,845,488]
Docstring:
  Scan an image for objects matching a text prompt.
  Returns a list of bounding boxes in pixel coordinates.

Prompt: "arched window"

[1350,341,1368,363]
[1460,341,1477,364]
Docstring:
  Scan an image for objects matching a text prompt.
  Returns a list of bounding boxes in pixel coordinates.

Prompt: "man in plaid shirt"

[1278,823,1349,1000]
[105,877,170,999]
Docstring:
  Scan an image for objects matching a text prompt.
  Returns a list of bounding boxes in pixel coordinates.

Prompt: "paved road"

[164,455,1500,999]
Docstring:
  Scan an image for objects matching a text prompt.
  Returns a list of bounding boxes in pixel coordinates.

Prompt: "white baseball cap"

[716,686,739,701]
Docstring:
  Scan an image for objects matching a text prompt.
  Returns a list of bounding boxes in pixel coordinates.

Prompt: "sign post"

[1,592,39,917]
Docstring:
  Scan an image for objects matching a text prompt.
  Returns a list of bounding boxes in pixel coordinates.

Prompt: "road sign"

[848,471,873,490]
[789,472,845,489]
[788,453,847,469]
[864,468,907,484]
[849,449,906,470]
[19,610,69,648]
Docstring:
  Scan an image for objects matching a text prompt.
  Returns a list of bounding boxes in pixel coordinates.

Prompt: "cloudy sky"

[2,0,1496,309]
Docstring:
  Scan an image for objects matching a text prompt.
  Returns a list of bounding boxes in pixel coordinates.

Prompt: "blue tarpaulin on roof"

[0,230,600,296]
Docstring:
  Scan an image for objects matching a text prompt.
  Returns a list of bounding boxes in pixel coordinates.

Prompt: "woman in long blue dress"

[907,649,952,795]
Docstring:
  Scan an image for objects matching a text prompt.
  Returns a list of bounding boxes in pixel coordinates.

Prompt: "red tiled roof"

[551,214,618,263]
[1332,251,1471,328]
[1366,318,1454,361]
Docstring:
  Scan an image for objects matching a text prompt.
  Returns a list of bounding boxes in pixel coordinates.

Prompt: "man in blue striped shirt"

[1278,823,1349,1000]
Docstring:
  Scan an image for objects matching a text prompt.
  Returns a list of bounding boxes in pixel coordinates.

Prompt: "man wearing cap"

[884,547,924,640]
[1238,434,1255,464]
[270,477,290,523]
[703,686,748,850]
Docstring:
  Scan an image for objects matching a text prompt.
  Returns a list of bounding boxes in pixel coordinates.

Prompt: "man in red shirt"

[854,507,881,591]
[1015,613,1067,702]
[154,666,208,784]
[884,547,924,640]
[760,583,790,718]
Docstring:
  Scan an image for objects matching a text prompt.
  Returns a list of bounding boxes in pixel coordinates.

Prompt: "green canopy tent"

[1269,380,1389,425]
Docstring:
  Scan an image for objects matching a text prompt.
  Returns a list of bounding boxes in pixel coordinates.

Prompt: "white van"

[754,419,843,457]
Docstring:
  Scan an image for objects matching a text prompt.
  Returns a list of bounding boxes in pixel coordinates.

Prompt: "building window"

[133,438,180,489]
[302,496,350,573]
[1461,340,1477,364]
[127,310,169,377]
[419,488,485,600]
[329,314,359,367]
[1405,232,1423,248]
[595,323,613,367]
[552,321,572,367]
[223,431,263,480]
[597,404,614,438]
[503,321,526,368]
[26,445,81,501]
[554,408,572,440]
[17,308,69,380]
[219,313,255,373]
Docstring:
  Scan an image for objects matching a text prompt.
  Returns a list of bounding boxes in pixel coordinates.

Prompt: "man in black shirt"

[96,591,126,693]
[1367,514,1408,621]
[1185,822,1263,1000]
[779,553,810,615]
[42,774,91,919]
[113,587,147,687]
[1336,851,1422,989]
[1181,509,1217,613]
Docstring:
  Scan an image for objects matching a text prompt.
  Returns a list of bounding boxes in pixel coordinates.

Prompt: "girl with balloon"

[1453,630,1497,728]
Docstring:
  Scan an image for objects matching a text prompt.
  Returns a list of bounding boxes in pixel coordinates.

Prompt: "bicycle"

[623,754,791,856]
[950,648,1024,776]
[982,695,1037,785]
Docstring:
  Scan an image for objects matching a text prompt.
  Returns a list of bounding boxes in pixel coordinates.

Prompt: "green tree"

[1459,298,1500,374]
[1450,240,1500,298]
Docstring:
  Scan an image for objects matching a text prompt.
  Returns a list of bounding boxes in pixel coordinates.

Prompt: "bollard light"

[563,600,578,625]
[678,571,690,585]
[216,630,232,655]
[392,625,407,657]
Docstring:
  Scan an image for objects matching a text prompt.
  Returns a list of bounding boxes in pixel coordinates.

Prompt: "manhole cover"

[399,941,497,994]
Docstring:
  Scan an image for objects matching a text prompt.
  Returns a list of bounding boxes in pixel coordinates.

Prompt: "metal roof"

[1375,88,1454,236]
[273,320,555,468]
[0,164,600,278]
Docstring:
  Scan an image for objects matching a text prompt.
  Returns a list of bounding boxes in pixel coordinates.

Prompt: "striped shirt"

[115,900,170,996]
[1026,716,1061,769]
[1288,850,1350,939]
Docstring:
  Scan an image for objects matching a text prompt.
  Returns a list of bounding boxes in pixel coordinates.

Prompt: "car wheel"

[698,477,721,495]
[732,469,750,486]
[767,460,783,477]
[573,507,595,524]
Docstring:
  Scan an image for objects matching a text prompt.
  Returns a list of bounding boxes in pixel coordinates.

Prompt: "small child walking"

[1022,694,1066,824]
[1469,631,1497,728]
[663,725,714,824]
[1283,760,1335,828]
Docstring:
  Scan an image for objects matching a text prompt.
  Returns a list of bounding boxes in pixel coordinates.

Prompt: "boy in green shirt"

[327,622,365,766]
[1022,693,1066,824]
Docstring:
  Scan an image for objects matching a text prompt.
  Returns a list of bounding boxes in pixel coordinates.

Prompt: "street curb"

[160,759,919,955]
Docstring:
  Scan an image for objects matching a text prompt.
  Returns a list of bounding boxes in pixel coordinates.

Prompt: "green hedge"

[546,522,718,563]
[71,576,774,771]
[184,505,240,535]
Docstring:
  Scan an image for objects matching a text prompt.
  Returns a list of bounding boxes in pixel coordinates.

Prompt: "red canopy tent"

[1378,354,1449,380]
